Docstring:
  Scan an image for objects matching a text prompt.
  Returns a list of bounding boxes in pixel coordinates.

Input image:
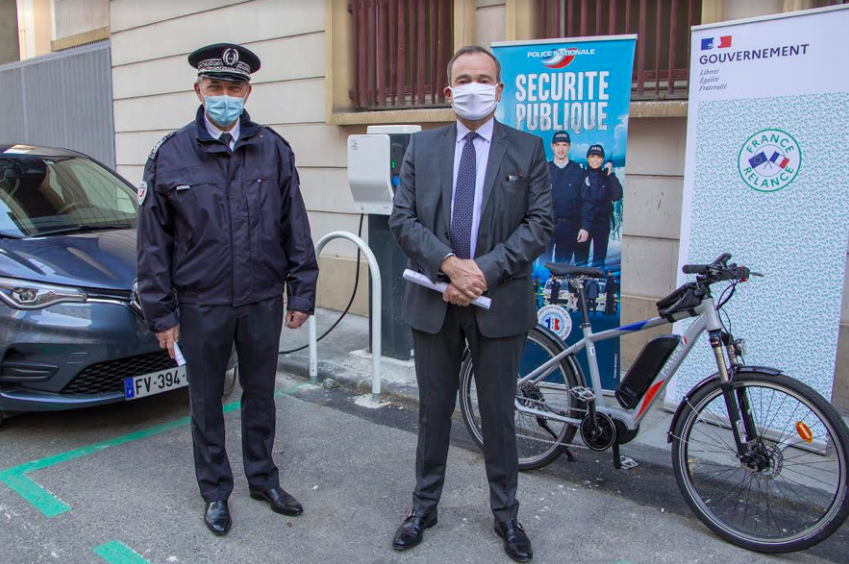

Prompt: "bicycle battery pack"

[615,334,681,410]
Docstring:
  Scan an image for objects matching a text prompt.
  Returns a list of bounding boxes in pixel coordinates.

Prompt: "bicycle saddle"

[544,263,605,278]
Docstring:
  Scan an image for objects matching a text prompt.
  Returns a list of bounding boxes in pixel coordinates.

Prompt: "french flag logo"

[701,35,732,50]
[542,48,577,69]
[770,151,790,169]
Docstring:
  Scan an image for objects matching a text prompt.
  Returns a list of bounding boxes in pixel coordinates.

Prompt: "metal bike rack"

[309,231,382,402]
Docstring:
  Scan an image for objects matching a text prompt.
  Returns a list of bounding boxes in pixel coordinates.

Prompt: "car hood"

[0,229,138,291]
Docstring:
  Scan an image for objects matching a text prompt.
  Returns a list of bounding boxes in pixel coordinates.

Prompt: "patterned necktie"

[450,131,478,259]
[219,132,233,150]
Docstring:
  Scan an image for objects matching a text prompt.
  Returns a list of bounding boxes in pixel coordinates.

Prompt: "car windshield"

[0,155,137,238]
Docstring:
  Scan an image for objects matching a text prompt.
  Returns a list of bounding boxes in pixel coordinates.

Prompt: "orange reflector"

[796,421,813,443]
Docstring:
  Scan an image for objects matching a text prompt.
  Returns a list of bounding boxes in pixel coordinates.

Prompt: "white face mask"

[449,83,498,121]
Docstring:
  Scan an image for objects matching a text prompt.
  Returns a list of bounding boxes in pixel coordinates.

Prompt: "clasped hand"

[441,256,487,307]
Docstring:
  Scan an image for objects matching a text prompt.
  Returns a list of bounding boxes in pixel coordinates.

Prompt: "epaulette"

[263,126,293,150]
[147,131,177,162]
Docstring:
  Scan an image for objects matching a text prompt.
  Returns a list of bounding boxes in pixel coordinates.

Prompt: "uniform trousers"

[179,296,284,502]
[582,224,611,268]
[411,304,527,522]
[547,220,587,265]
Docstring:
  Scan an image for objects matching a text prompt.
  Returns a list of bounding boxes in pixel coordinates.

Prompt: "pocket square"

[505,174,526,182]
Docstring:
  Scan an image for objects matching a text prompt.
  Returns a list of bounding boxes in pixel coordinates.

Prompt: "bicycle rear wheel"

[671,371,849,553]
[459,326,583,470]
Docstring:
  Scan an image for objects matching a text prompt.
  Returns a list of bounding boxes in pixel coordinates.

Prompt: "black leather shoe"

[494,519,533,562]
[204,501,231,536]
[392,510,438,551]
[249,487,303,517]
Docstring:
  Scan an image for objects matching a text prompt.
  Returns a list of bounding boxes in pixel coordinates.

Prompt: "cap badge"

[222,48,240,66]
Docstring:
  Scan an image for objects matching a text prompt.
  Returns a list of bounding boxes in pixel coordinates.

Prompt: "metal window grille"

[539,0,702,100]
[349,0,454,110]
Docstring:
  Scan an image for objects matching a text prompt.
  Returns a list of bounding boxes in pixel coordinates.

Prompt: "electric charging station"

[347,125,421,361]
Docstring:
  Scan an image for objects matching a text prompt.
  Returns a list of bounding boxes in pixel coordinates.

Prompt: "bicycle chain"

[510,393,639,467]
[513,429,639,469]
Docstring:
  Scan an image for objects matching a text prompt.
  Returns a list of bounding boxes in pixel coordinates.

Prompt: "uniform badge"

[138,181,148,205]
[222,47,240,66]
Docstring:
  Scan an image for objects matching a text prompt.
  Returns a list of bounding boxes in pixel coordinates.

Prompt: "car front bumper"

[0,298,171,413]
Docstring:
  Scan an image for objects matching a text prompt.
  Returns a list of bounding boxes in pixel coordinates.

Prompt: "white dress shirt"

[451,117,494,259]
[204,114,240,150]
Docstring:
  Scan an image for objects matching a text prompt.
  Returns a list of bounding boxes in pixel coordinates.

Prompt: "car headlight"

[0,277,88,309]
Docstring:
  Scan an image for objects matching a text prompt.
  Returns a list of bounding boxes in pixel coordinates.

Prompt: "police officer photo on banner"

[492,36,635,390]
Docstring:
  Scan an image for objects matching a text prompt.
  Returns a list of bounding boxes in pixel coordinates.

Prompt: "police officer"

[604,271,618,315]
[547,131,587,265]
[578,144,623,269]
[136,43,319,536]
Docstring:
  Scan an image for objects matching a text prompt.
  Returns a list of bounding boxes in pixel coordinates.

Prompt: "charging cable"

[277,213,365,355]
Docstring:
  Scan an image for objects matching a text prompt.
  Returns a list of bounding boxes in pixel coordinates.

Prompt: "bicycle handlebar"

[658,253,763,319]
[682,253,763,285]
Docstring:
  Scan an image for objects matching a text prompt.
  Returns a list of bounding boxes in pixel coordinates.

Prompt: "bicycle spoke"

[687,399,737,453]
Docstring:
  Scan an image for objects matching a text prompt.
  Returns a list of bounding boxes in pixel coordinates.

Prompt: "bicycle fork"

[709,330,757,459]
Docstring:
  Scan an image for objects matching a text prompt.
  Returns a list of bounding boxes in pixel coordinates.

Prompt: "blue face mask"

[203,94,244,127]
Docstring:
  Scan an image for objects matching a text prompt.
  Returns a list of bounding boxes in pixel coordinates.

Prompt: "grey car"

[0,144,203,422]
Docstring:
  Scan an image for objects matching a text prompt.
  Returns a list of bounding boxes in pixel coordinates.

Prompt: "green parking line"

[0,382,310,517]
[94,540,152,564]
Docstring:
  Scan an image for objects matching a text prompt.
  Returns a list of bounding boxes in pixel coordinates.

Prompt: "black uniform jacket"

[137,107,319,333]
[580,168,623,231]
[548,160,585,221]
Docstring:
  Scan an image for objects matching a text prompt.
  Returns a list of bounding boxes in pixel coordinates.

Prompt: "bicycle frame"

[516,292,726,433]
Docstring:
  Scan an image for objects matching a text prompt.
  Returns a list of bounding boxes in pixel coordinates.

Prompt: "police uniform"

[137,44,318,509]
[547,131,587,265]
[580,144,623,269]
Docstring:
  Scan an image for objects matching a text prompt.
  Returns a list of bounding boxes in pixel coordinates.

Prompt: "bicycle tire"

[459,325,582,471]
[671,371,849,553]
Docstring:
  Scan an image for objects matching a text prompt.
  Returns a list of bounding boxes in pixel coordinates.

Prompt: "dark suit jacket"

[388,120,553,338]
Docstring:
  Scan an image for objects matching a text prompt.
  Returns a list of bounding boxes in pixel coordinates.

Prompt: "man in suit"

[389,45,553,562]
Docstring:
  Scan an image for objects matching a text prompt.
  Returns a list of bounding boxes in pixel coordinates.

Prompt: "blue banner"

[492,36,636,390]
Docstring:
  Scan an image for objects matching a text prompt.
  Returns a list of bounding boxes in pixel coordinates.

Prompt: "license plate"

[124,365,188,400]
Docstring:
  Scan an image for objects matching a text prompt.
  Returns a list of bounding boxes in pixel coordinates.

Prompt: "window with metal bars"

[349,0,454,110]
[538,0,702,100]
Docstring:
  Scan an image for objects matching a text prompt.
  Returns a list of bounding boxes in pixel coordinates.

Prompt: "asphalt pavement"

[0,370,846,564]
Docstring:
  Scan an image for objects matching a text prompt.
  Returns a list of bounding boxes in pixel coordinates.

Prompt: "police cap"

[188,43,261,82]
[552,131,571,144]
[587,144,605,158]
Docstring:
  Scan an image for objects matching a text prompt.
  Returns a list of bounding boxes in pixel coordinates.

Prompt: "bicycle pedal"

[619,456,638,470]
[570,387,596,402]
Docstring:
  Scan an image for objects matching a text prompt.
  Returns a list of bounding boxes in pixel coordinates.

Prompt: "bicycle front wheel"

[671,371,849,553]
[459,326,582,471]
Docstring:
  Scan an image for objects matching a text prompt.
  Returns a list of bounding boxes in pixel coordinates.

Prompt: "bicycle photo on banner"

[491,36,636,390]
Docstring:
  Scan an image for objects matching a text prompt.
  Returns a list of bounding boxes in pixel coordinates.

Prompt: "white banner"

[667,5,849,405]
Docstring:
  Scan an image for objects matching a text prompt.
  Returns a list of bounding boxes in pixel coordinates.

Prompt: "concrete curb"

[276,351,421,409]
